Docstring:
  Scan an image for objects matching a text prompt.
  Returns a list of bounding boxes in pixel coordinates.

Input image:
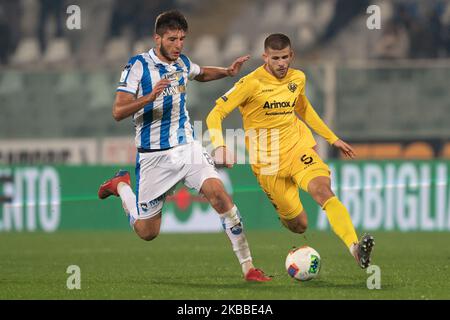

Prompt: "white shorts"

[135,141,220,219]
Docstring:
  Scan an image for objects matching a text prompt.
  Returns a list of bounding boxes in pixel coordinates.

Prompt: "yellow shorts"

[255,146,330,220]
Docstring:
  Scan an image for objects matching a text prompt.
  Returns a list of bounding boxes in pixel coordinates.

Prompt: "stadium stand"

[0,0,449,147]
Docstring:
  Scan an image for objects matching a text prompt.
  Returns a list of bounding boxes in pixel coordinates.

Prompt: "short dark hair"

[264,33,291,50]
[154,10,188,36]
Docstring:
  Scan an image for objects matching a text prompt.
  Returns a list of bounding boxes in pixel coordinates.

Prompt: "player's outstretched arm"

[206,102,238,168]
[194,55,250,82]
[295,94,340,145]
[112,79,170,121]
[206,75,255,167]
[295,95,356,159]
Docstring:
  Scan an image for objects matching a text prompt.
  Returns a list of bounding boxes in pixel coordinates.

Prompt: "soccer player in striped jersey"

[207,34,375,269]
[98,10,271,282]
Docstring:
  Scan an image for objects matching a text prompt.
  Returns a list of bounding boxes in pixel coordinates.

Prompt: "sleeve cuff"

[328,136,340,145]
[116,88,136,94]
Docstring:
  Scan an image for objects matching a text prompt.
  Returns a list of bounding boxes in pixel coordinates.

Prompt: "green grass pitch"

[0,230,449,299]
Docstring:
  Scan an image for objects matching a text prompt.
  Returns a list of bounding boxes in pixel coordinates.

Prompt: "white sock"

[117,182,139,226]
[219,206,253,274]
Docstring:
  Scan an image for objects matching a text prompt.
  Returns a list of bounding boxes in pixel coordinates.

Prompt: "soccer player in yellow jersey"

[207,34,375,268]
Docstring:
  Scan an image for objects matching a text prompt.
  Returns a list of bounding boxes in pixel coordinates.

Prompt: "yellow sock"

[322,196,358,248]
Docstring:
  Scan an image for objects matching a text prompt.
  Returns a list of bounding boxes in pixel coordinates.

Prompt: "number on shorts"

[300,154,313,165]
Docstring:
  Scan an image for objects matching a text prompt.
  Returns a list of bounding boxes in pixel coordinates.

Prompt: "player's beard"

[276,70,287,79]
[160,43,177,62]
[269,64,287,79]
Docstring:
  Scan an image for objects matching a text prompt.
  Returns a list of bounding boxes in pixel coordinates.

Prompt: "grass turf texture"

[0,231,449,299]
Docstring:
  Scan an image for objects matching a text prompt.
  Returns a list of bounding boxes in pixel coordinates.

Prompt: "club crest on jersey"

[287,82,298,93]
[140,202,149,212]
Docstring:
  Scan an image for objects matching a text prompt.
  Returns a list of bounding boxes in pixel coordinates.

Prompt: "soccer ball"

[285,246,321,281]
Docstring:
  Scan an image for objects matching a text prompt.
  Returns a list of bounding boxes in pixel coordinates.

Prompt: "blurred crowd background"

[1,0,449,163]
[1,0,449,66]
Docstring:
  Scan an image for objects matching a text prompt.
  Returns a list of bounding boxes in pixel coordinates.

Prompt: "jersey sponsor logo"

[162,85,186,96]
[161,71,183,82]
[261,88,274,93]
[264,110,293,116]
[149,194,164,207]
[140,194,165,213]
[288,82,298,93]
[263,101,291,109]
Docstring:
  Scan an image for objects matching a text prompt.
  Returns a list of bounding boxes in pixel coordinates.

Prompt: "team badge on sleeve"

[118,63,132,86]
[220,85,237,102]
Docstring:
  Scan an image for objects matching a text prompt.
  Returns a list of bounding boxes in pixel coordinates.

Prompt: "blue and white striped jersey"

[117,49,201,150]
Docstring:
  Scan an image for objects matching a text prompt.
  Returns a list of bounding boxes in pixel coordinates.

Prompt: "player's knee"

[139,229,159,241]
[284,214,308,234]
[290,222,307,234]
[209,190,232,213]
[311,184,334,205]
[135,219,160,241]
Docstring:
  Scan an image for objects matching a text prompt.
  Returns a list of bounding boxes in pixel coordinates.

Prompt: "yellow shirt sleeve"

[295,94,339,145]
[206,77,257,148]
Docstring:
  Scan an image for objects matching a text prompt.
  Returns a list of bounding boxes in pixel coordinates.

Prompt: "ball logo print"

[3,0,450,303]
[285,246,321,281]
[308,255,320,274]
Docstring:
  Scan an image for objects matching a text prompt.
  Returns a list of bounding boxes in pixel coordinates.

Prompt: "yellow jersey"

[207,65,339,174]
